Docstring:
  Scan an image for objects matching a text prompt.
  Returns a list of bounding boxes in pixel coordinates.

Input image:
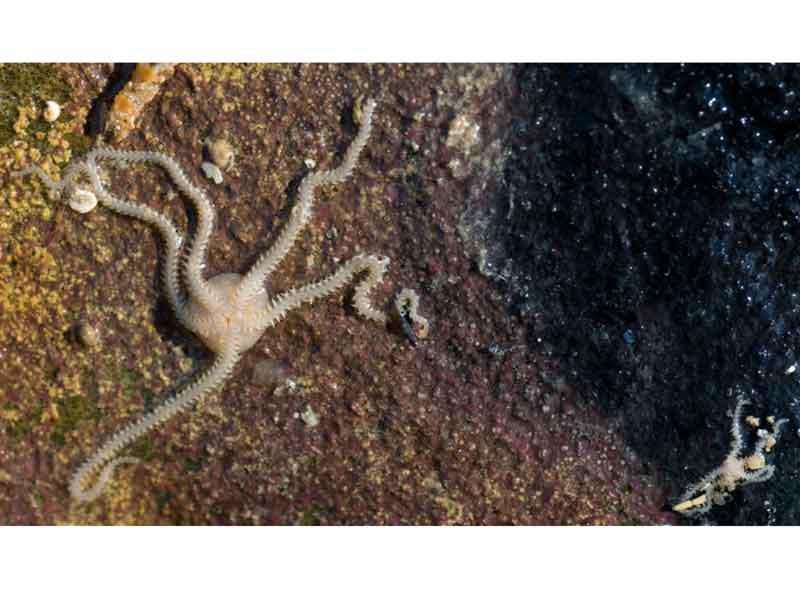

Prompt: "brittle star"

[672,394,787,517]
[16,98,429,504]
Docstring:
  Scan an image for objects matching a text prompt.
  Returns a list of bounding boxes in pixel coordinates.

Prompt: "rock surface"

[0,64,675,524]
[467,65,800,525]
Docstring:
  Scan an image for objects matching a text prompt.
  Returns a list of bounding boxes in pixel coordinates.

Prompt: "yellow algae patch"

[0,68,105,450]
[13,104,37,136]
[0,237,67,345]
[193,63,284,89]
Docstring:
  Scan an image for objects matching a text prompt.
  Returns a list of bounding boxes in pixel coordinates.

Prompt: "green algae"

[5,403,44,440]
[114,366,143,389]
[153,488,172,512]
[297,507,323,525]
[50,393,101,448]
[112,366,156,409]
[128,437,156,461]
[0,63,71,146]
[63,130,91,155]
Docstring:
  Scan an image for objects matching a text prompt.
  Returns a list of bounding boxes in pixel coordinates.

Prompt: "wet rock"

[251,358,288,389]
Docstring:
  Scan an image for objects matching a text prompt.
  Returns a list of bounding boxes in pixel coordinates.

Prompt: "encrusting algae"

[1,65,193,521]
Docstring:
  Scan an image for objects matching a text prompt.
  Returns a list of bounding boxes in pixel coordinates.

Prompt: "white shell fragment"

[201,161,224,184]
[43,100,61,122]
[69,189,98,213]
[300,405,320,428]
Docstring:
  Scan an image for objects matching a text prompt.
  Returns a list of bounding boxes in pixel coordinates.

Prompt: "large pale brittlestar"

[17,98,429,504]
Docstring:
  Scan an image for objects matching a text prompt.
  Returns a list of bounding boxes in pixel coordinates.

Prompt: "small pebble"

[301,405,320,428]
[205,138,235,170]
[445,113,480,152]
[43,100,61,122]
[77,322,100,347]
[201,161,223,184]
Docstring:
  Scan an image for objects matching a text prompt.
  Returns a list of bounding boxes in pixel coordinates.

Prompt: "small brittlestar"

[17,98,429,503]
[672,394,787,517]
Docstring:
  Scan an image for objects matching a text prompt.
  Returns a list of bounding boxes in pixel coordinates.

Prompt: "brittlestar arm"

[236,98,377,302]
[251,253,389,333]
[12,164,65,195]
[729,395,749,452]
[87,148,220,310]
[81,156,189,325]
[13,160,93,203]
[395,288,430,339]
[69,344,240,503]
[673,468,718,515]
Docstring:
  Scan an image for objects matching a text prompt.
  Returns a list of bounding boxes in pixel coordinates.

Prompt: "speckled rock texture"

[468,64,800,525]
[1,64,670,525]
